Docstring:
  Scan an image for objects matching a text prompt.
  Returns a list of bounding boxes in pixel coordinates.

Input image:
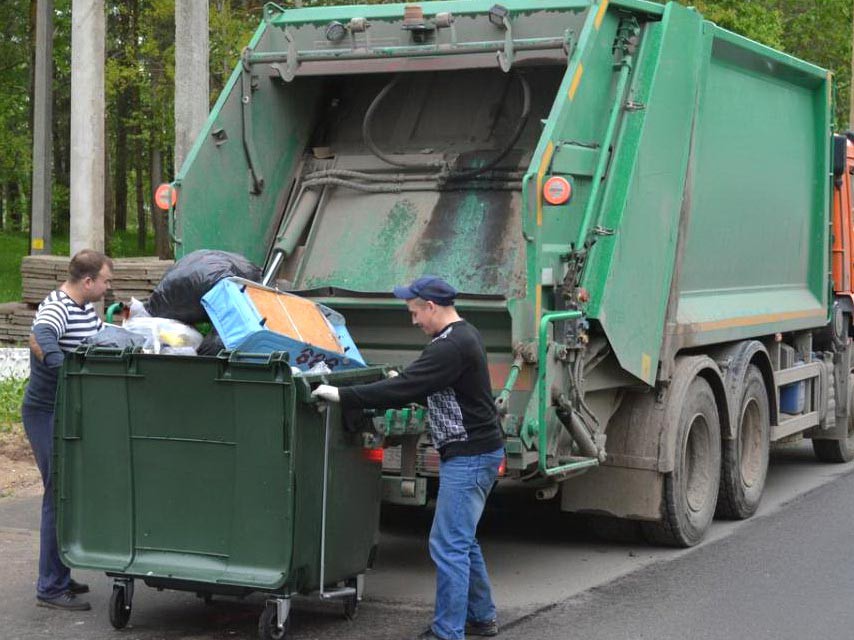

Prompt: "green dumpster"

[54,347,385,639]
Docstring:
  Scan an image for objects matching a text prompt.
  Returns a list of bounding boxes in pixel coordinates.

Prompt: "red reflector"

[543,176,572,206]
[154,183,177,210]
[497,456,506,477]
[363,447,384,464]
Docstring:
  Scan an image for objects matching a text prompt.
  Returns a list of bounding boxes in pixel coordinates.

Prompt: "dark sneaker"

[466,619,499,637]
[68,579,90,594]
[36,591,92,611]
[418,628,446,639]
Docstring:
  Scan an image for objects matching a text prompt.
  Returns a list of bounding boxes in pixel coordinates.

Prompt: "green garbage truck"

[160,0,854,546]
[163,0,848,555]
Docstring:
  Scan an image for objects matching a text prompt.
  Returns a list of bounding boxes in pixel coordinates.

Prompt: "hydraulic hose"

[362,71,532,179]
[302,168,524,183]
[446,72,531,181]
[362,76,443,170]
[301,177,522,193]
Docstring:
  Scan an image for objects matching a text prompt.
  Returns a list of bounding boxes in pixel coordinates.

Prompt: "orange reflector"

[497,456,506,477]
[543,176,572,206]
[154,183,177,210]
[363,447,384,464]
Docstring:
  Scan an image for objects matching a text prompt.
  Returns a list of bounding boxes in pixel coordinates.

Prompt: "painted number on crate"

[295,348,340,370]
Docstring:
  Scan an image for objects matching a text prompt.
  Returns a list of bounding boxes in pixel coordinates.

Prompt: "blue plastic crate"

[202,278,366,371]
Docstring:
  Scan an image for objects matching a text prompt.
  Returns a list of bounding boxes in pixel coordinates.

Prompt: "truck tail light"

[543,176,572,205]
[363,447,384,464]
[154,183,177,210]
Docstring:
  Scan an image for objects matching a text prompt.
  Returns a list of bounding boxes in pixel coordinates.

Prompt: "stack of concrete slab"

[0,256,174,346]
[0,303,36,346]
[21,255,173,306]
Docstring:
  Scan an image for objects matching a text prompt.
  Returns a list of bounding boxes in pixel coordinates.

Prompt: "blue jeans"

[429,447,504,640]
[22,404,71,599]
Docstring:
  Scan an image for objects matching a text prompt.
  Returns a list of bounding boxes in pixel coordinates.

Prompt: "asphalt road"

[500,462,854,640]
[1,440,853,640]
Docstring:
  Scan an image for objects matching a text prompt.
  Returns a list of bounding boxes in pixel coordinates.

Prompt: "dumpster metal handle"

[317,404,357,601]
[225,351,290,366]
[319,404,332,596]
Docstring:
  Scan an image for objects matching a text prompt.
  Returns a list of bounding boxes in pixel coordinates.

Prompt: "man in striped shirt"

[22,249,113,611]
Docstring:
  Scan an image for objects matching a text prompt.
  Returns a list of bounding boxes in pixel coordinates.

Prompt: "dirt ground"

[0,425,41,499]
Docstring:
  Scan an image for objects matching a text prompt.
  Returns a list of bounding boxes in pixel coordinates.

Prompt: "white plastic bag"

[123,317,203,354]
[127,296,150,319]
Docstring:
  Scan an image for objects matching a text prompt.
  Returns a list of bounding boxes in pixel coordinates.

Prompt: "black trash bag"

[145,250,262,324]
[82,325,148,349]
[197,329,225,356]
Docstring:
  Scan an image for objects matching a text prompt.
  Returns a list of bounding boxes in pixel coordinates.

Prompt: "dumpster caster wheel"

[259,600,289,640]
[343,576,360,621]
[109,585,132,629]
[343,593,358,621]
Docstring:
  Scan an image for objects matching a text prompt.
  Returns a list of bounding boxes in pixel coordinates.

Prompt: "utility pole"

[174,0,209,174]
[30,0,53,255]
[70,0,105,254]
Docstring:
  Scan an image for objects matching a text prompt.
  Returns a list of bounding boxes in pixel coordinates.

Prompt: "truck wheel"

[716,366,769,519]
[813,374,854,463]
[258,603,289,640]
[642,376,721,547]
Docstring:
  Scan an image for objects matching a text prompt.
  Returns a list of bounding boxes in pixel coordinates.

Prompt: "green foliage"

[0,0,35,223]
[680,0,784,49]
[672,0,852,126]
[0,377,26,434]
[0,232,69,303]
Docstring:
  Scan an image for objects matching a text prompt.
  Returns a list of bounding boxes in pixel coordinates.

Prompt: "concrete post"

[70,0,105,254]
[174,0,209,174]
[30,0,54,256]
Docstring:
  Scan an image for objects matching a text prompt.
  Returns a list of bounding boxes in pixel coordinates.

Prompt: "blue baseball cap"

[393,276,457,306]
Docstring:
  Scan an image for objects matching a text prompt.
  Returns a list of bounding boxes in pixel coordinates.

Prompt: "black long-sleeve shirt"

[339,320,503,460]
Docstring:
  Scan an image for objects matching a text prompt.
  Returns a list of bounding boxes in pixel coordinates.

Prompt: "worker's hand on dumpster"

[311,384,340,403]
[386,369,399,379]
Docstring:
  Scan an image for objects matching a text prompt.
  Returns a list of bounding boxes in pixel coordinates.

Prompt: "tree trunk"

[104,139,114,245]
[114,92,129,232]
[135,142,146,252]
[7,182,22,232]
[53,90,70,235]
[150,146,171,259]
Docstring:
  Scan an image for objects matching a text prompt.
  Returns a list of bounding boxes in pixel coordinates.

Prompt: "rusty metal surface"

[296,185,527,296]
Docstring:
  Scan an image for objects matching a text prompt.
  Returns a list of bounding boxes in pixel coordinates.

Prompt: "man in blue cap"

[312,275,504,640]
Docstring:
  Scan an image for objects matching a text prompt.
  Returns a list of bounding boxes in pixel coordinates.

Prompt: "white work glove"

[311,384,340,403]
[386,369,399,379]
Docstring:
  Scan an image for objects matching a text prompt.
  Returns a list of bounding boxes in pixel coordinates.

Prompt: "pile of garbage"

[84,250,365,372]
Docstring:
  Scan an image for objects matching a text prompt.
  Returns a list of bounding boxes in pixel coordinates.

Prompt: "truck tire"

[716,365,769,519]
[642,376,721,547]
[813,374,854,463]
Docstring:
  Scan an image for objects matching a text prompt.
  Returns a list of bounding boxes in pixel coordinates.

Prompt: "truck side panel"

[672,27,831,350]
[581,3,704,385]
[174,18,320,267]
